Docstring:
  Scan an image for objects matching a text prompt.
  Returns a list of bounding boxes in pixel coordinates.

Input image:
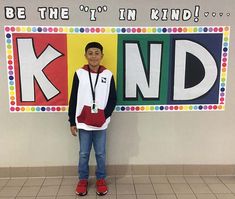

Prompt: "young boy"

[68,42,117,196]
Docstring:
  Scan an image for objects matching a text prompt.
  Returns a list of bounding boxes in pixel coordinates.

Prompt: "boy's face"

[85,47,103,68]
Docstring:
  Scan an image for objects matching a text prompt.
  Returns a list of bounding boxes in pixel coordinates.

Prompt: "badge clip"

[91,103,98,113]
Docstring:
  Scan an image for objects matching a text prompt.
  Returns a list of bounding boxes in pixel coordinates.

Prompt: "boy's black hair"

[85,42,103,53]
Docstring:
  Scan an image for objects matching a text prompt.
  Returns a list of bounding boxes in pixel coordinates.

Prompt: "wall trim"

[0,165,235,178]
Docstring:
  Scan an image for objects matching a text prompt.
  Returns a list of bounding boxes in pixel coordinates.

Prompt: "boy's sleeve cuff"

[70,122,76,127]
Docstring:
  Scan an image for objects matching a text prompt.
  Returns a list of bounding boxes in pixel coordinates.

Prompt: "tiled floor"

[1,175,235,199]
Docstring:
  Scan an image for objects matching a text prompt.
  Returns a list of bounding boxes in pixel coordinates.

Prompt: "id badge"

[91,103,98,114]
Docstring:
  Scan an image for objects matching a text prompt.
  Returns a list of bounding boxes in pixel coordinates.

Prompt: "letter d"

[174,40,218,100]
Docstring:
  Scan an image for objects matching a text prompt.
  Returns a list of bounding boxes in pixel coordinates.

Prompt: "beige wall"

[0,0,235,167]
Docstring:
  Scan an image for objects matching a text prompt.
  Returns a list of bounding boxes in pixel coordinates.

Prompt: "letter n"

[124,42,162,99]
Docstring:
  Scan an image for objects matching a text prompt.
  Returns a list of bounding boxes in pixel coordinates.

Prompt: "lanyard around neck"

[88,66,100,103]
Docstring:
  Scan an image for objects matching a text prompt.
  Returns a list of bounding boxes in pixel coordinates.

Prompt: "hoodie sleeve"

[68,72,79,126]
[104,75,117,119]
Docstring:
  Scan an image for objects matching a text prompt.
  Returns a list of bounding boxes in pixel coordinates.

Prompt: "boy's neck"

[88,65,100,72]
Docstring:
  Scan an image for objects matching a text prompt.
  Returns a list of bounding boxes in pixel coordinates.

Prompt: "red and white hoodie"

[68,65,117,131]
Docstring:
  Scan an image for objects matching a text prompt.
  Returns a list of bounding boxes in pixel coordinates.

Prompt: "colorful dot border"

[4,26,229,34]
[115,104,225,112]
[5,26,230,112]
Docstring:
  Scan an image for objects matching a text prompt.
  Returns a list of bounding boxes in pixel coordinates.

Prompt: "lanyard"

[88,66,100,103]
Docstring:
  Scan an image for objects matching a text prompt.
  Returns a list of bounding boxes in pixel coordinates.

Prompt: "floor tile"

[195,193,217,199]
[226,184,235,193]
[106,184,117,195]
[171,183,193,194]
[116,184,135,194]
[24,178,45,186]
[2,197,18,199]
[219,176,235,184]
[116,176,133,184]
[116,195,136,199]
[42,177,62,186]
[156,194,177,199]
[72,195,95,199]
[86,186,96,195]
[17,186,40,197]
[57,185,75,196]
[61,177,77,186]
[56,196,76,199]
[153,183,174,194]
[133,176,151,184]
[5,178,27,187]
[176,194,197,199]
[37,185,59,196]
[150,176,168,184]
[2,175,235,199]
[134,184,155,195]
[136,195,157,199]
[202,176,221,184]
[106,176,116,185]
[87,177,95,186]
[185,176,204,184]
[167,176,186,184]
[207,183,231,193]
[98,195,117,199]
[189,183,212,193]
[0,179,9,187]
[215,193,235,199]
[0,186,21,197]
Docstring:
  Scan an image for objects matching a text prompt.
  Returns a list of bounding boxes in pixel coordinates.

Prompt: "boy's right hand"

[70,126,77,136]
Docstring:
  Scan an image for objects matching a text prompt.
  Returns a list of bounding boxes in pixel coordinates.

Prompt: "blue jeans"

[78,129,106,180]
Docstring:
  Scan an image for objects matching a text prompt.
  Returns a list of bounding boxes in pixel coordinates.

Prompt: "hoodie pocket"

[77,105,106,127]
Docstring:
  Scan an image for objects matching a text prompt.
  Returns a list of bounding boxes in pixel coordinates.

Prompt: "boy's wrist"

[70,123,76,127]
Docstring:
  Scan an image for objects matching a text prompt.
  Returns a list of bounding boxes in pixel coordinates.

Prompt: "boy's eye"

[87,50,101,56]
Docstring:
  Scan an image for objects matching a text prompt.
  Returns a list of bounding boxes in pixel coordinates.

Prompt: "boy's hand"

[70,126,78,136]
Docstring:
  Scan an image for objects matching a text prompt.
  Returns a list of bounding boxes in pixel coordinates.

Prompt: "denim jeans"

[78,129,106,180]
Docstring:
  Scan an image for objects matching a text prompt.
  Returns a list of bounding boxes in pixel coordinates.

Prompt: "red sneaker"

[75,179,88,196]
[96,179,108,196]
